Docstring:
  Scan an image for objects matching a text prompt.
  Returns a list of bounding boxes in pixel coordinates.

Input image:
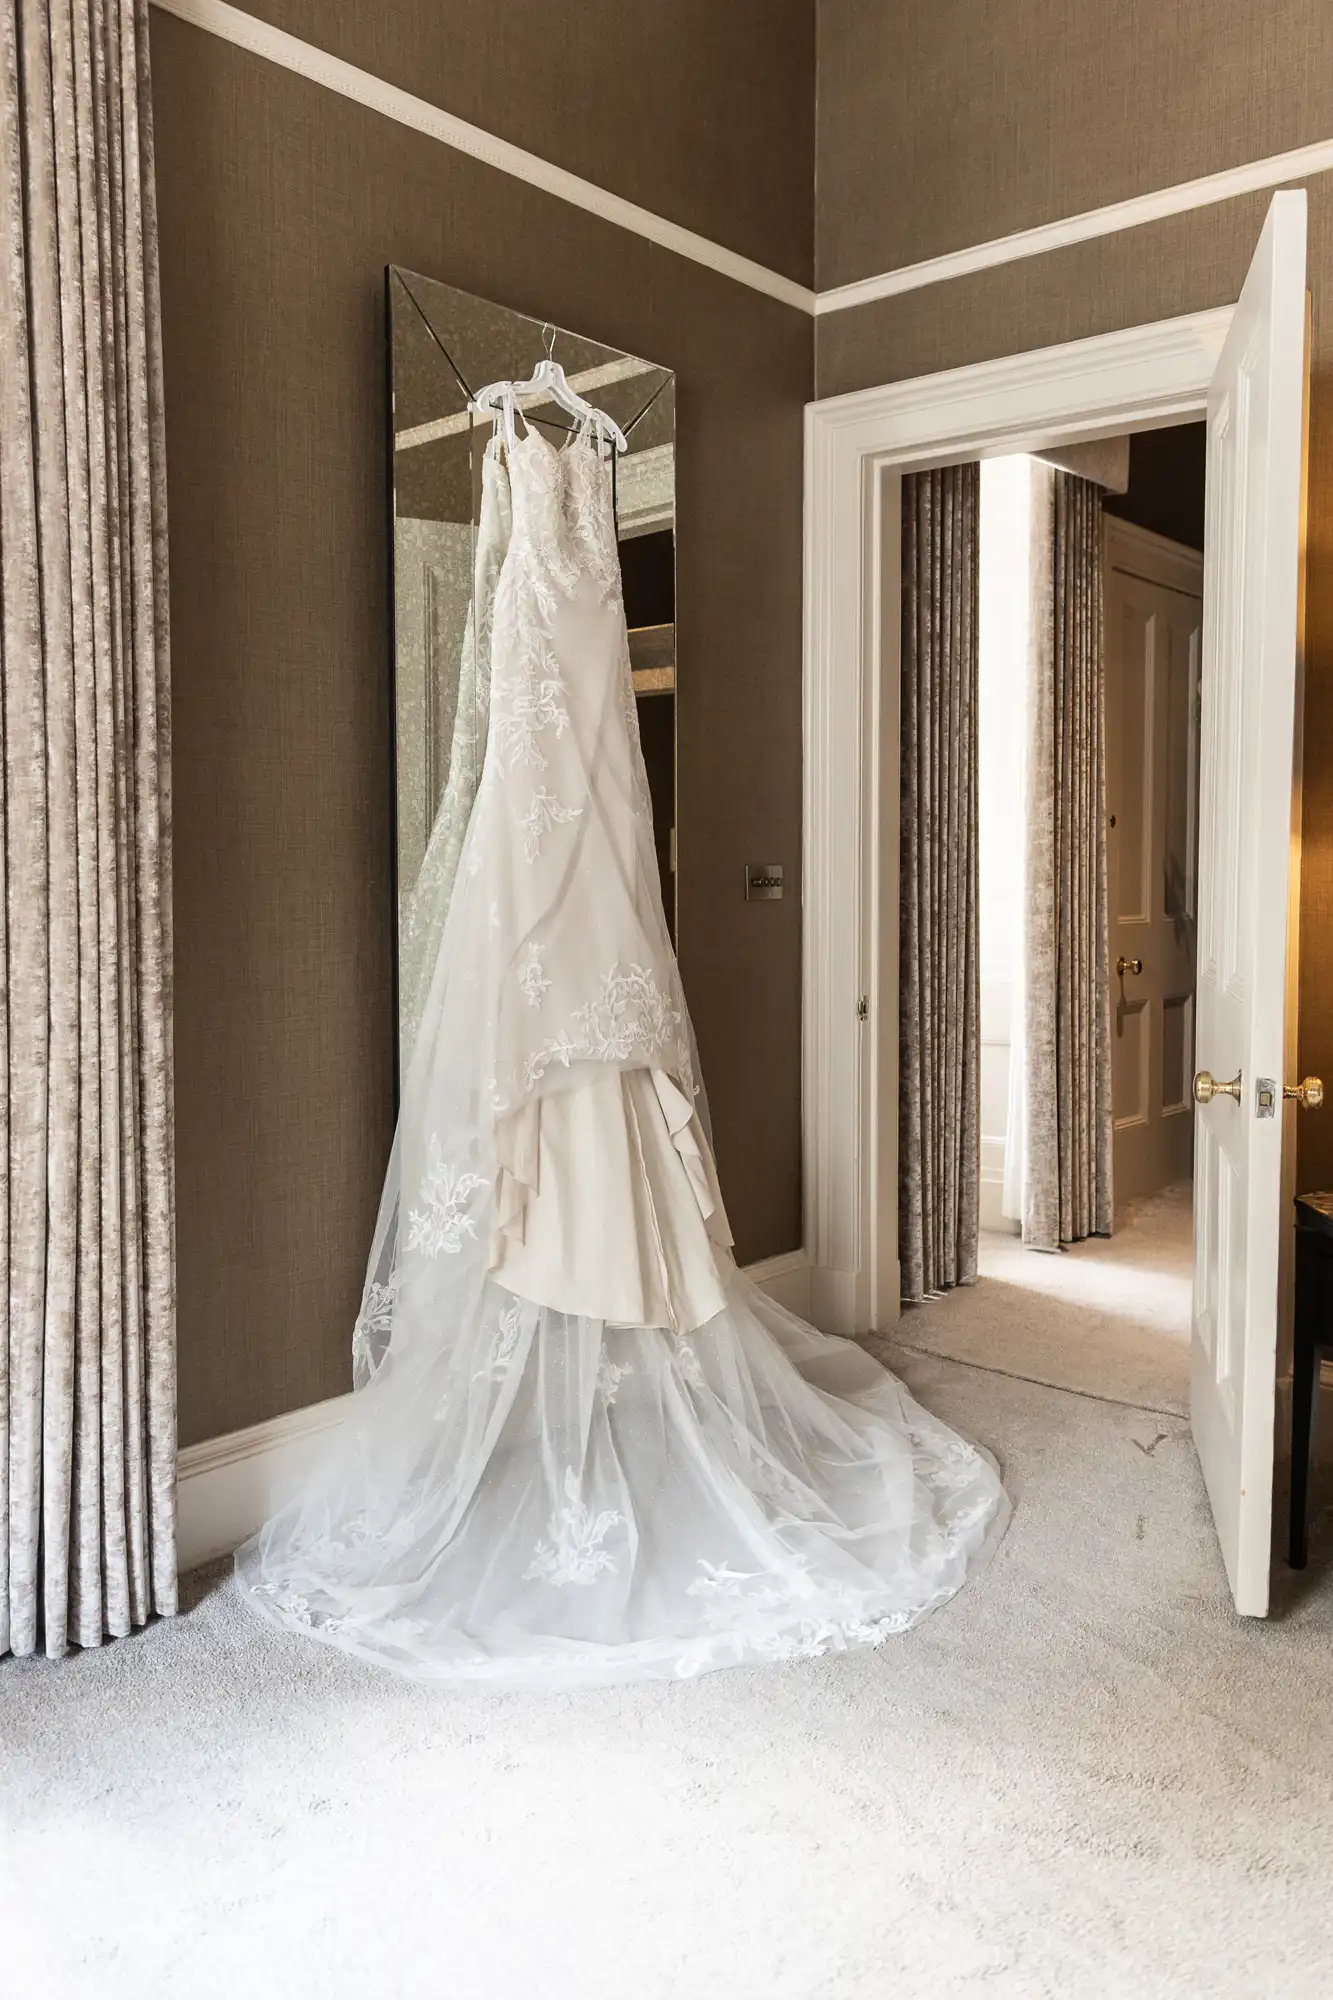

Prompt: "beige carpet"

[900,1183,1194,1416]
[6,1324,1333,1998]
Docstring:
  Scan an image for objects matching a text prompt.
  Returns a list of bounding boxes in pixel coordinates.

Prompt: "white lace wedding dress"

[235,406,1009,1686]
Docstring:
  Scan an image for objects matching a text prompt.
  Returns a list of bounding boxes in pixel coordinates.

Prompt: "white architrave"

[802,307,1232,1335]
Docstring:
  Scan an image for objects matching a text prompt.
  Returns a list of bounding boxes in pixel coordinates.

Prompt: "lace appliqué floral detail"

[474,1300,525,1385]
[562,438,624,604]
[522,962,687,1095]
[405,1137,486,1259]
[618,632,657,831]
[316,1511,418,1562]
[686,1559,791,1606]
[520,786,582,862]
[596,1352,632,1405]
[676,1559,916,1675]
[579,962,682,1063]
[523,1466,623,1586]
[906,1420,985,1498]
[254,1580,319,1628]
[489,509,572,772]
[510,429,583,599]
[351,1279,396,1380]
[252,1577,427,1649]
[490,651,570,772]
[674,1338,706,1391]
[748,1452,813,1514]
[517,942,550,1007]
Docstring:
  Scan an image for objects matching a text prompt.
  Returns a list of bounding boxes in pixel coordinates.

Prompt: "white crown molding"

[815,137,1333,316]
[175,1253,812,1573]
[149,0,1333,326]
[149,0,816,314]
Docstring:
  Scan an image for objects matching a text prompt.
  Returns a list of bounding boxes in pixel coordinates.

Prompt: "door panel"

[1117,601,1151,922]
[1106,532,1203,1203]
[1162,623,1200,925]
[1192,189,1307,1619]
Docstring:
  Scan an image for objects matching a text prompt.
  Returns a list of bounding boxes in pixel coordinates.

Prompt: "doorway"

[802,188,1308,1618]
[967,425,1207,1417]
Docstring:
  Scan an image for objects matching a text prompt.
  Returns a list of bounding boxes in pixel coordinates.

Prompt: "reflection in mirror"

[387,268,676,1072]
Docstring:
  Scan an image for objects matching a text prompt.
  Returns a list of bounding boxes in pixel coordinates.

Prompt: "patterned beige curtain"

[1023,469,1113,1250]
[899,465,980,1301]
[0,0,176,1656]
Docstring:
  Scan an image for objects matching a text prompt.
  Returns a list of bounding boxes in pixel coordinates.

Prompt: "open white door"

[1192,189,1308,1617]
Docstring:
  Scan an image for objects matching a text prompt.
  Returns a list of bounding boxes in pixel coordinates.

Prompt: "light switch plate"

[745,863,784,901]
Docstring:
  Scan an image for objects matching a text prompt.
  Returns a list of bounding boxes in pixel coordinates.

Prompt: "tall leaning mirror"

[387,268,676,1074]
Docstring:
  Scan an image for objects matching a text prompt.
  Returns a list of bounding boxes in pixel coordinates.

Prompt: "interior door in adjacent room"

[1105,516,1204,1209]
[1192,188,1310,1619]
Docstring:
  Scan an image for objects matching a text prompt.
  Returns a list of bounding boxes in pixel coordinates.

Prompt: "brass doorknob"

[1285,1076,1325,1109]
[1116,955,1143,977]
[1194,1070,1242,1104]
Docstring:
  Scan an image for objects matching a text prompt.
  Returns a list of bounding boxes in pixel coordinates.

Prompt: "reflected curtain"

[899,466,980,1301]
[1023,469,1113,1250]
[0,0,176,1656]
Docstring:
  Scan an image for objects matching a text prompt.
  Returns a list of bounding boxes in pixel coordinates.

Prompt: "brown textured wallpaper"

[242,0,816,286]
[816,0,1333,289]
[152,13,812,1445]
[816,175,1333,1202]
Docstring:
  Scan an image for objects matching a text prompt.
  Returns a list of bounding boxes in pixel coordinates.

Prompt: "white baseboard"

[175,1250,814,1575]
[176,1392,352,1574]
[978,1193,1021,1235]
[743,1247,813,1319]
[978,1135,1019,1235]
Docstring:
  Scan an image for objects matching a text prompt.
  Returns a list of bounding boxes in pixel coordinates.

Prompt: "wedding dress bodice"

[471,423,690,1119]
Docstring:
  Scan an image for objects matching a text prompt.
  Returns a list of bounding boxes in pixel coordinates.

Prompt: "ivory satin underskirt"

[492,1067,735,1334]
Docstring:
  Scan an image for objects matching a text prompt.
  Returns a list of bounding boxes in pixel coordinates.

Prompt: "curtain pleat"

[1023,469,1112,1250]
[0,0,175,1658]
[899,465,980,1302]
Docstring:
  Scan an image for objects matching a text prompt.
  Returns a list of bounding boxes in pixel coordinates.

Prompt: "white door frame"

[801,307,1235,1335]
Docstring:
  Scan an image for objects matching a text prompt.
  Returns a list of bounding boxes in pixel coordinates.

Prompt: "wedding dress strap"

[573,409,611,459]
[494,385,519,458]
[491,385,614,463]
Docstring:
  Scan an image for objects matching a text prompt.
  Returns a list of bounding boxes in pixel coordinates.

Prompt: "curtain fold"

[0,0,175,1657]
[899,465,980,1302]
[1023,469,1113,1250]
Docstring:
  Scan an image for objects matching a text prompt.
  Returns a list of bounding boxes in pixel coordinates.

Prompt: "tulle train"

[235,1271,1007,1687]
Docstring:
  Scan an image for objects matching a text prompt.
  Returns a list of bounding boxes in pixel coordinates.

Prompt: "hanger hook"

[542,322,557,362]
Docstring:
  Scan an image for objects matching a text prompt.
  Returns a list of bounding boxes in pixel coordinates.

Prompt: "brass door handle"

[1194,1070,1242,1105]
[1116,956,1143,977]
[1285,1076,1325,1110]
